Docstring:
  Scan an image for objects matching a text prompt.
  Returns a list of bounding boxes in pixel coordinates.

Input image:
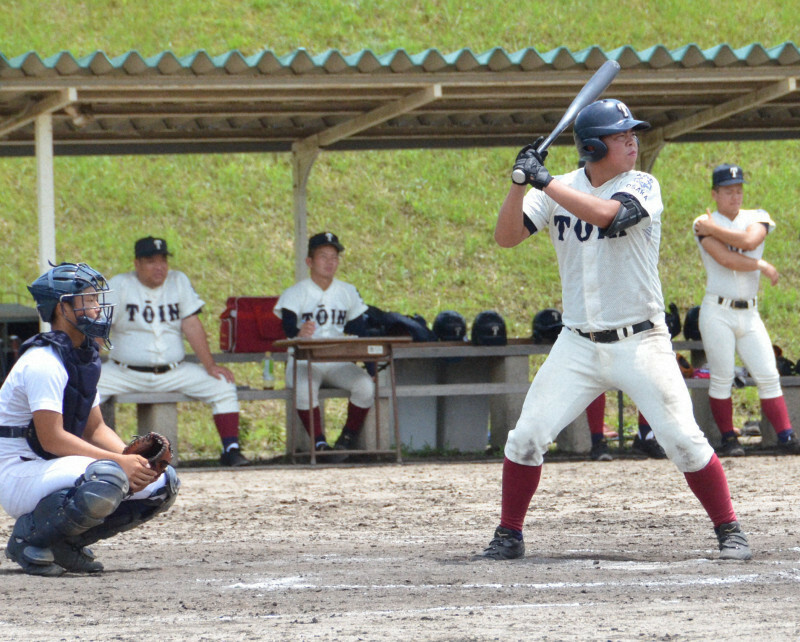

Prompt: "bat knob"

[511,168,527,185]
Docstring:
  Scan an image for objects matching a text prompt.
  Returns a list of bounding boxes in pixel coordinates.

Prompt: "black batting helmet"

[683,306,701,341]
[471,310,507,346]
[573,99,650,163]
[433,310,467,342]
[532,308,563,344]
[664,302,682,339]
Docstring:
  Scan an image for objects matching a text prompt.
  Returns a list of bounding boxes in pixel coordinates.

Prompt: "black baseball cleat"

[220,447,250,467]
[476,526,525,560]
[5,537,65,577]
[329,430,358,463]
[715,521,752,560]
[777,432,800,455]
[51,542,104,573]
[590,440,613,462]
[632,435,667,459]
[717,435,745,457]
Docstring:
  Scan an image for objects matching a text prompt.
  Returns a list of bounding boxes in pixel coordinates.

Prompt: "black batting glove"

[511,138,552,190]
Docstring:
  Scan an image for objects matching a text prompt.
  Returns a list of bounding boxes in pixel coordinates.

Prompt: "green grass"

[1,2,798,458]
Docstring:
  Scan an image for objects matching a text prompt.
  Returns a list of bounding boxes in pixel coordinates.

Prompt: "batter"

[693,163,799,456]
[0,262,179,576]
[479,99,751,561]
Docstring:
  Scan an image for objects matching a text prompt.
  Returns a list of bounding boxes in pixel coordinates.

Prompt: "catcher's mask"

[28,262,114,343]
[471,310,507,346]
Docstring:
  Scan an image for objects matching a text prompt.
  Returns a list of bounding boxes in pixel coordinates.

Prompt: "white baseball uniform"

[97,270,238,414]
[694,208,781,399]
[505,167,714,472]
[274,278,373,410]
[0,344,167,519]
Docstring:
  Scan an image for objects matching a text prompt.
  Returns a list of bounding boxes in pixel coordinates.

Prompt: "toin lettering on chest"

[553,215,627,241]
[301,307,348,326]
[125,301,181,323]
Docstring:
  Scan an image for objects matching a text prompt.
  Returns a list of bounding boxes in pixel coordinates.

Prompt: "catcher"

[0,263,179,577]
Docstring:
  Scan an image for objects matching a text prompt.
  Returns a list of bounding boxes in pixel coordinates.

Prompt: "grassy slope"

[0,1,797,456]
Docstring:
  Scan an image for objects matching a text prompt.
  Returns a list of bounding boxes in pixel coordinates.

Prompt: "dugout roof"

[3,42,800,277]
[2,42,800,157]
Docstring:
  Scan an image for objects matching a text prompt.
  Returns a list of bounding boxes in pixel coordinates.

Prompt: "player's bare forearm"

[695,213,766,251]
[182,314,217,370]
[84,405,126,453]
[543,180,618,228]
[34,409,123,459]
[494,185,529,247]
[699,237,776,284]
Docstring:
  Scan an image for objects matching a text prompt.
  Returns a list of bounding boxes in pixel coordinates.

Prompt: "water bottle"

[262,352,275,389]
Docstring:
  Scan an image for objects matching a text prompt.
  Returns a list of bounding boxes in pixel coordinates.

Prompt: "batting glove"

[511,139,552,190]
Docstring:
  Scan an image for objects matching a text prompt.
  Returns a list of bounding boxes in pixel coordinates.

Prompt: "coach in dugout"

[98,236,250,467]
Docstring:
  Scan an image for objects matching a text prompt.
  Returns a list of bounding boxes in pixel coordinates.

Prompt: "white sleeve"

[175,271,206,318]
[616,172,663,219]
[23,349,68,414]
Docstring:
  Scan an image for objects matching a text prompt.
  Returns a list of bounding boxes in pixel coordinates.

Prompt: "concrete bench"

[101,340,800,462]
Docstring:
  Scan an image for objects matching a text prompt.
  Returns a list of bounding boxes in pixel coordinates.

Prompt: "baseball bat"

[512,59,621,184]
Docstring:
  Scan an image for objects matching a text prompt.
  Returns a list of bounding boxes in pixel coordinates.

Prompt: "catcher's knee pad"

[70,466,180,547]
[36,460,129,540]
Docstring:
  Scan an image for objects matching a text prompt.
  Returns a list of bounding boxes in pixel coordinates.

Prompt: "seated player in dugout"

[480,98,752,562]
[0,263,179,576]
[97,236,249,467]
[274,232,375,462]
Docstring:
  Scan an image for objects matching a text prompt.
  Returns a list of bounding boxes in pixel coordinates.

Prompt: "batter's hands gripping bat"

[511,59,621,184]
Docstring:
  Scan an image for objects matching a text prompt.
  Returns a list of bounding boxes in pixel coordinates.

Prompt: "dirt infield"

[1,454,799,641]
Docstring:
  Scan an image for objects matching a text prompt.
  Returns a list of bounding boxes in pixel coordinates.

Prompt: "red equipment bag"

[219,296,287,353]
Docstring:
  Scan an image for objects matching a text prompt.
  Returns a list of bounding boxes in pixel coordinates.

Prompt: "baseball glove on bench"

[123,432,173,474]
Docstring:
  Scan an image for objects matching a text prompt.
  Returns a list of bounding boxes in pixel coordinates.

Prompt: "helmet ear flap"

[579,137,608,162]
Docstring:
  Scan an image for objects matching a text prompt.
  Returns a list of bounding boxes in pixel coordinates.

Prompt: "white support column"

[35,114,56,331]
[36,113,56,273]
[291,142,319,282]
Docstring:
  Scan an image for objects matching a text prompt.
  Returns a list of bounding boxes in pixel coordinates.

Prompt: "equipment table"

[274,336,411,464]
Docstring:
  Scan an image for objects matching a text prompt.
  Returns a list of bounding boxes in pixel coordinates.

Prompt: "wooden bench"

[101,339,800,461]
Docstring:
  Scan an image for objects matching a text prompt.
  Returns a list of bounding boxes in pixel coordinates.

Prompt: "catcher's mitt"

[676,353,694,379]
[123,432,173,474]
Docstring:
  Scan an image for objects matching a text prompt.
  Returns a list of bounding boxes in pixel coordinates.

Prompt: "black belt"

[113,360,179,374]
[0,426,27,438]
[717,296,756,309]
[573,320,655,344]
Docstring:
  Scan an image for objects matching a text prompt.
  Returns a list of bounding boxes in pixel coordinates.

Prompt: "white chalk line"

[224,569,800,593]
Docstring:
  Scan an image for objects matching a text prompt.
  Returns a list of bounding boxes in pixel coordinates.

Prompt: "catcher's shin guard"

[6,460,127,575]
[17,459,128,545]
[71,465,180,546]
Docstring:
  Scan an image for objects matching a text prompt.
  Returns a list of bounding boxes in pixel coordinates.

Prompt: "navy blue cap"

[712,164,746,188]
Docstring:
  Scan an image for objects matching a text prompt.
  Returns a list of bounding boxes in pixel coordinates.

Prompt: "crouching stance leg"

[5,460,129,576]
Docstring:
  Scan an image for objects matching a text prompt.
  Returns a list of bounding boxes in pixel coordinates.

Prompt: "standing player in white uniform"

[98,236,249,466]
[0,263,179,576]
[478,99,750,561]
[274,232,374,460]
[693,164,799,456]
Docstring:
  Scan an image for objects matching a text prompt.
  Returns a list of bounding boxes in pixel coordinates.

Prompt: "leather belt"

[717,296,756,309]
[572,320,655,344]
[113,360,180,374]
[0,426,27,438]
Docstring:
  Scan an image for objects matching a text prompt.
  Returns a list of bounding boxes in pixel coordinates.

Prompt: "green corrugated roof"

[0,43,798,157]
[2,42,799,76]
